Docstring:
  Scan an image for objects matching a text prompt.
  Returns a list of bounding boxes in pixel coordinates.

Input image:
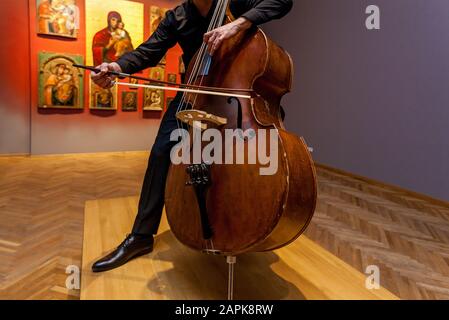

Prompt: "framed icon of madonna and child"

[85,0,143,110]
[38,52,84,109]
[37,0,80,38]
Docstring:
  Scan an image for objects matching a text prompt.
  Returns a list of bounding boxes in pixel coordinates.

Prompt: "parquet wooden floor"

[0,152,448,299]
[0,152,149,300]
[305,168,449,299]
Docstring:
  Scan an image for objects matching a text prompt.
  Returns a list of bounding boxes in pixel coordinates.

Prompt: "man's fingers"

[204,29,218,42]
[204,31,212,43]
[108,65,118,80]
[95,74,112,88]
[91,63,118,88]
[210,39,217,55]
[210,36,224,56]
[103,79,113,89]
[92,73,105,81]
[206,31,219,54]
[92,64,106,79]
[91,73,100,81]
[95,78,108,88]
[100,63,109,75]
[106,80,115,89]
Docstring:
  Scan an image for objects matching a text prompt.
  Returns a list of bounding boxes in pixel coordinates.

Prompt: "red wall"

[26,0,183,154]
[0,0,31,154]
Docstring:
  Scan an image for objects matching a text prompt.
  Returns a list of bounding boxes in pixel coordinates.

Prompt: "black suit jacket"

[116,0,293,75]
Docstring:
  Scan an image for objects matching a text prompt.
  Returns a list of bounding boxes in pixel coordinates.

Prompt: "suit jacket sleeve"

[116,12,177,74]
[233,0,293,25]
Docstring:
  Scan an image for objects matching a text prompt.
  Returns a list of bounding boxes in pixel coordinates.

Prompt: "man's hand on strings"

[91,62,122,89]
[204,17,252,56]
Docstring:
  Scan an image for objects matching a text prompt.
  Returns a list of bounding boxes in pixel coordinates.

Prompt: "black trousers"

[131,94,183,235]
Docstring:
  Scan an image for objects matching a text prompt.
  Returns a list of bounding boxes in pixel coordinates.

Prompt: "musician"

[91,0,293,272]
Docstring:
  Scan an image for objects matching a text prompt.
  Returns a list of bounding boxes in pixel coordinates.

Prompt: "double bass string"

[178,0,224,112]
[175,0,224,148]
[191,0,229,109]
[191,0,228,108]
[175,0,223,156]
[176,0,224,116]
[175,0,221,121]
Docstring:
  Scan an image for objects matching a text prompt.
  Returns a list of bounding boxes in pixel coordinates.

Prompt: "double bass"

[164,0,317,256]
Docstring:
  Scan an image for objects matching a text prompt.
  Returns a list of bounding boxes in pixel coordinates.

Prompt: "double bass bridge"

[177,110,227,130]
[176,96,243,131]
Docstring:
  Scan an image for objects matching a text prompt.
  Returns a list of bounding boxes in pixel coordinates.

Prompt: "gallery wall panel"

[0,0,31,154]
[264,0,449,201]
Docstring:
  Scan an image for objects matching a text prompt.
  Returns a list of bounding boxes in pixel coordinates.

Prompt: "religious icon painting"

[143,87,165,111]
[179,56,186,75]
[149,6,168,35]
[37,0,80,38]
[150,6,169,66]
[129,77,139,90]
[38,52,84,109]
[149,66,165,82]
[160,55,167,65]
[168,74,177,84]
[166,97,174,108]
[89,78,118,110]
[121,91,138,112]
[85,0,144,67]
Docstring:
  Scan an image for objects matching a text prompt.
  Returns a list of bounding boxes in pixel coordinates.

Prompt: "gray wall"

[264,0,449,201]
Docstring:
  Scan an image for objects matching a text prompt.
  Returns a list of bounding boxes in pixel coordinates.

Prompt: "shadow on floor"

[147,231,306,300]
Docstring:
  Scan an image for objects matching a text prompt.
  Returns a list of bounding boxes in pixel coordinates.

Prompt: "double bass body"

[164,24,317,255]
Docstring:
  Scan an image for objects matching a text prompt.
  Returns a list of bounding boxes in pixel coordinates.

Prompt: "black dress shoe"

[92,234,154,273]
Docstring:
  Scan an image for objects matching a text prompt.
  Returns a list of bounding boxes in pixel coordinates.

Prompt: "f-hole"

[227,97,243,130]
